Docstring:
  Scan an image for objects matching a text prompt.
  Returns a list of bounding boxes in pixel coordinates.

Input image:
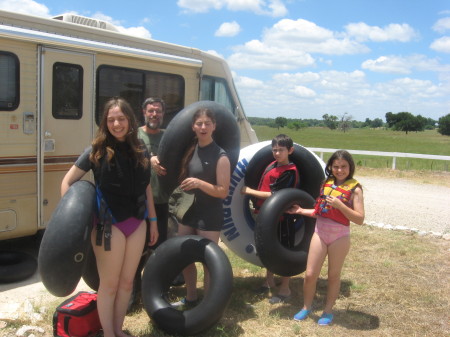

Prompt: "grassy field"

[7,225,446,337]
[252,126,450,171]
[3,127,449,336]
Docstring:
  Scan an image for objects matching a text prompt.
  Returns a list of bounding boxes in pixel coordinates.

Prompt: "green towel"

[168,186,195,222]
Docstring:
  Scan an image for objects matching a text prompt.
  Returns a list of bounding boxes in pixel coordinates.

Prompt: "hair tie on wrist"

[149,217,157,221]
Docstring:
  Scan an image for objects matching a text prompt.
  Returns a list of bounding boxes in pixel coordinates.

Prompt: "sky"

[1,0,449,122]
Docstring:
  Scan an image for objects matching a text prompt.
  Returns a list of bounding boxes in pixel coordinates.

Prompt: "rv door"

[39,47,94,227]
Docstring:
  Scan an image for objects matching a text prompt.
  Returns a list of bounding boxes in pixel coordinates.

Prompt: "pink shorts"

[315,216,350,246]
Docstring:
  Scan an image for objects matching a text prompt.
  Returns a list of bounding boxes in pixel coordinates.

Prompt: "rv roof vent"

[52,14,119,32]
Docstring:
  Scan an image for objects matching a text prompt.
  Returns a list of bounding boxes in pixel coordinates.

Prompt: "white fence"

[308,147,450,170]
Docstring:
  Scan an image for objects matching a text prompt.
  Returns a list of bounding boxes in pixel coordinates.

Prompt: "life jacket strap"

[96,196,113,251]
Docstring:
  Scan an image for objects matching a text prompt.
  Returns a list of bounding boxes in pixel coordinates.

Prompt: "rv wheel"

[0,251,37,283]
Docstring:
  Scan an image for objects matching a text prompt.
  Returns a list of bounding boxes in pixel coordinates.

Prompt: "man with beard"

[138,97,170,249]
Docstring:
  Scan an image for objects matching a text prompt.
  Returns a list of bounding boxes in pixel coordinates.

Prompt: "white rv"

[0,10,257,241]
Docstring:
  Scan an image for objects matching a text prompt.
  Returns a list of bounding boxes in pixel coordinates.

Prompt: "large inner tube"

[81,243,99,291]
[158,100,240,196]
[0,251,37,283]
[141,235,233,336]
[220,141,325,266]
[38,180,96,297]
[255,188,316,276]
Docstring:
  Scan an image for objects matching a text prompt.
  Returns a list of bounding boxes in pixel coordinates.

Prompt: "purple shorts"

[113,217,143,237]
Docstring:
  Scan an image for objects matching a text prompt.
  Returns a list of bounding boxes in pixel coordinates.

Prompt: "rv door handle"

[45,131,52,137]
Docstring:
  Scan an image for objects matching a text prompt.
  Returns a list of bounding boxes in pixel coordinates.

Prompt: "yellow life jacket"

[314,178,360,225]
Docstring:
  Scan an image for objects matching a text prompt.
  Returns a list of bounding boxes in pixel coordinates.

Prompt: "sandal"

[293,308,311,321]
[318,312,333,326]
[268,294,290,304]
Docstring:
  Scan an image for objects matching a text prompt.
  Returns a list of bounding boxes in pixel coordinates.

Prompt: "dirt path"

[361,176,450,234]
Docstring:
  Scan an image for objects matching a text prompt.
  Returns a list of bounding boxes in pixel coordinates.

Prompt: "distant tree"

[322,114,338,130]
[425,117,437,129]
[274,116,287,129]
[339,113,353,133]
[268,121,278,128]
[371,118,384,128]
[438,113,450,136]
[288,121,307,131]
[362,118,372,128]
[385,111,426,134]
[385,112,398,128]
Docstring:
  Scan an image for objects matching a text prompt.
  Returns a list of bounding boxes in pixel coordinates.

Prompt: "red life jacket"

[254,161,299,210]
[313,178,360,226]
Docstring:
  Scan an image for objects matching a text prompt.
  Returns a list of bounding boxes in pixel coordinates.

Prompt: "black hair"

[272,134,293,150]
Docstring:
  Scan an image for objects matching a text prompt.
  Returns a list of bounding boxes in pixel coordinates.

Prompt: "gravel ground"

[361,176,450,234]
[1,176,449,331]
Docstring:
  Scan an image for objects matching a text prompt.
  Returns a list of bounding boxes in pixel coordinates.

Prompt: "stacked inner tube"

[38,180,96,297]
[220,141,325,273]
[255,188,316,276]
[158,100,240,196]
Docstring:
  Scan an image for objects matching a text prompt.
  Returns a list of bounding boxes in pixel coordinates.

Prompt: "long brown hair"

[90,97,149,168]
[178,108,216,182]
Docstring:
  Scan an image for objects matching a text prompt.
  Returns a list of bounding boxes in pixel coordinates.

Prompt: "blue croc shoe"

[318,312,333,326]
[293,309,311,321]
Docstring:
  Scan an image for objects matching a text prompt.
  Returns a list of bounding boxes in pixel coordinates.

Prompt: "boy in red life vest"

[241,134,299,304]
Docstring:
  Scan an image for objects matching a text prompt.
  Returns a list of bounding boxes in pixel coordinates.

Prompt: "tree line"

[248,112,450,136]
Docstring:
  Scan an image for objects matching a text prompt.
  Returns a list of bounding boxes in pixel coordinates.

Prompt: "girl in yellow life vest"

[287,150,364,326]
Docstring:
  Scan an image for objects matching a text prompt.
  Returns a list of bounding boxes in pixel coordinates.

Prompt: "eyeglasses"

[272,148,287,153]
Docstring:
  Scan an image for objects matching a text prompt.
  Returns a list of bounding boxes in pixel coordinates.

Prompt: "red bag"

[53,291,102,337]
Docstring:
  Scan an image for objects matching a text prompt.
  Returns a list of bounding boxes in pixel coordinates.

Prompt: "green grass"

[252,126,450,171]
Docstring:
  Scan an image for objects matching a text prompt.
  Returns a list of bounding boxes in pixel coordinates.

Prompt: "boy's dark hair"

[272,134,293,150]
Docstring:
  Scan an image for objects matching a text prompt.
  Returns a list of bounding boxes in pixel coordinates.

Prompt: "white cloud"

[362,56,410,74]
[116,26,152,39]
[215,21,241,37]
[256,19,371,54]
[345,22,417,42]
[432,17,450,33]
[177,0,287,17]
[375,78,443,99]
[205,49,225,59]
[430,36,450,53]
[227,18,371,70]
[91,12,152,38]
[292,85,316,97]
[234,74,265,88]
[228,39,316,70]
[362,54,450,74]
[236,69,449,120]
[0,0,50,16]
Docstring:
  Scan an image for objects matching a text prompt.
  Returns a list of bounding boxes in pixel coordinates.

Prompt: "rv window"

[52,62,83,119]
[96,65,184,128]
[0,52,20,111]
[200,76,235,115]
